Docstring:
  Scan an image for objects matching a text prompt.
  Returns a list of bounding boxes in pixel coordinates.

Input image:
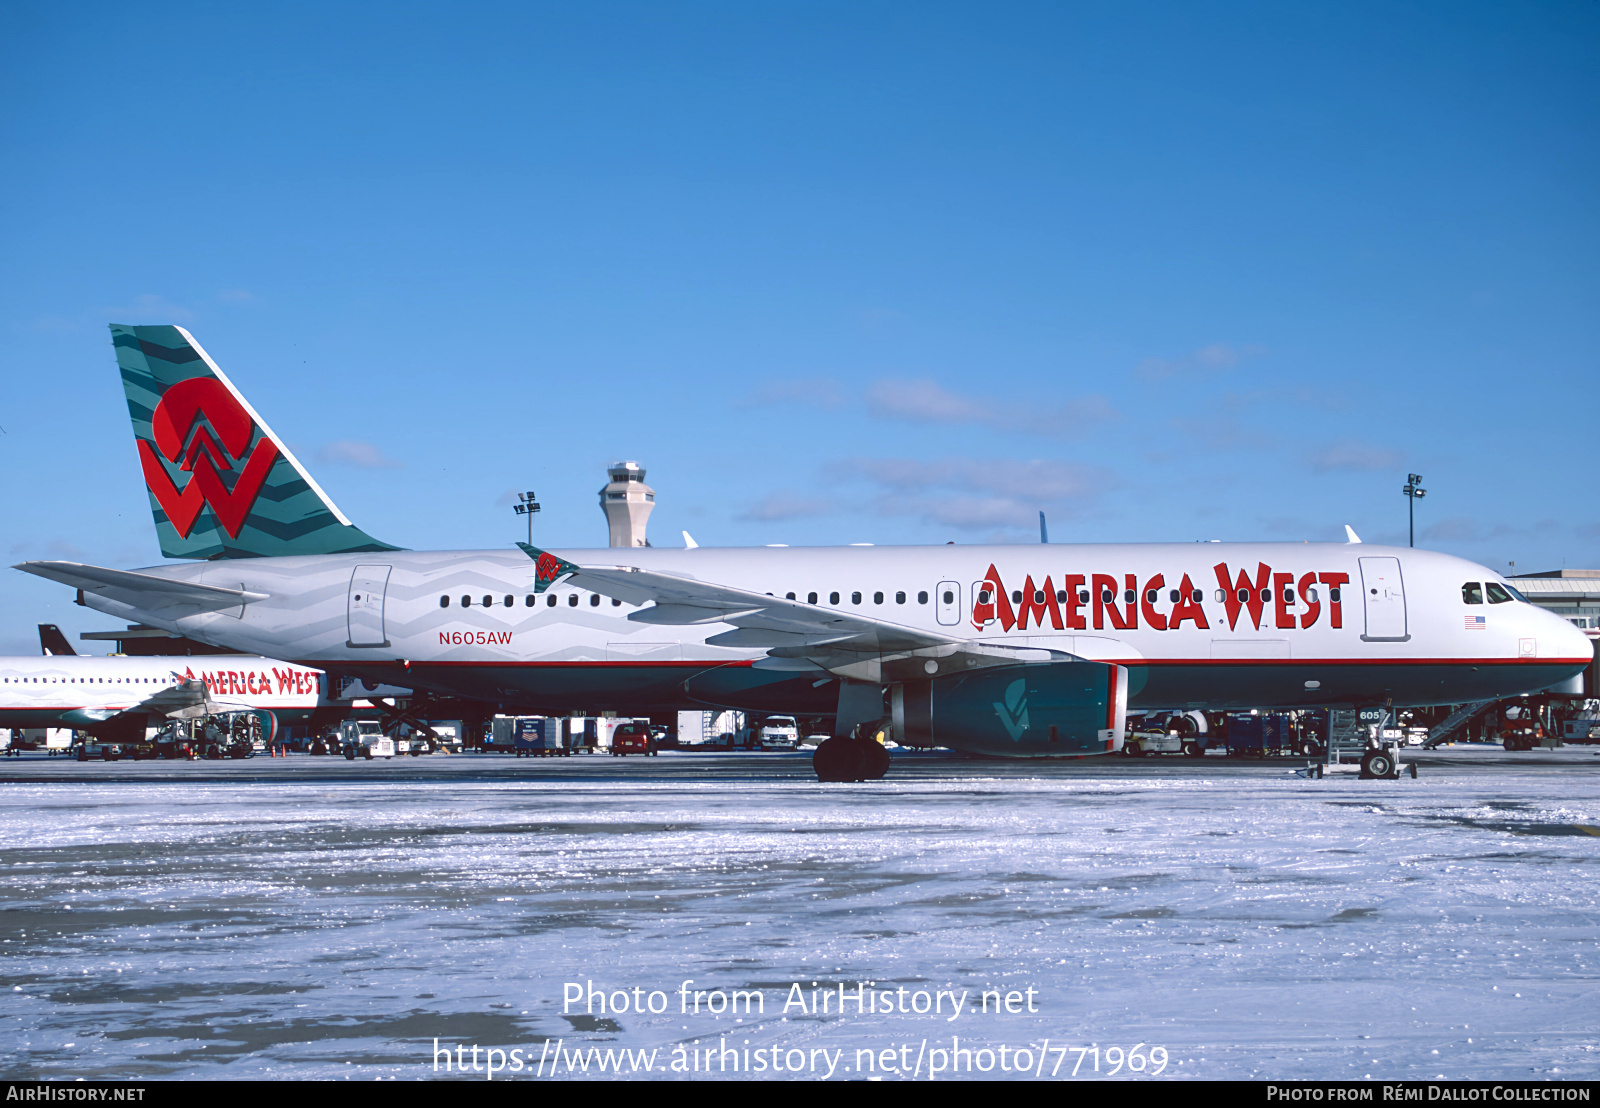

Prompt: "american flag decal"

[1465,615,1487,630]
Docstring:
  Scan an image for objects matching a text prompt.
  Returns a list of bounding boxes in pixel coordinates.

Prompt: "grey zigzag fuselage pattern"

[69,542,1590,718]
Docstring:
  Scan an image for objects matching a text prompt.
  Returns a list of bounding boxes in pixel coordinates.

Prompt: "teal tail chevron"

[113,324,399,559]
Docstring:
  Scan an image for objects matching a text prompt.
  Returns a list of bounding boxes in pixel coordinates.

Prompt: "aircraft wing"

[60,677,236,729]
[14,561,268,615]
[520,544,1065,684]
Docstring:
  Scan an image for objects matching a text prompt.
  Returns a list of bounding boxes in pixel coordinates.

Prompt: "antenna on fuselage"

[1344,525,1363,544]
[1039,512,1049,544]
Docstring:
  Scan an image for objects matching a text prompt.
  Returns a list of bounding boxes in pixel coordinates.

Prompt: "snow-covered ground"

[0,749,1597,1080]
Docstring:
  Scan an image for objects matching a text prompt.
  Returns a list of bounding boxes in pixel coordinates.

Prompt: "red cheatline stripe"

[301,656,1592,670]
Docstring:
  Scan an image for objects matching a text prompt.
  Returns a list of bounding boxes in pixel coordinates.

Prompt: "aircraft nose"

[1540,605,1595,663]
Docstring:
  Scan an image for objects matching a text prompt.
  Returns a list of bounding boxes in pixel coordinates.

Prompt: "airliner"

[0,652,328,743]
[14,325,1591,779]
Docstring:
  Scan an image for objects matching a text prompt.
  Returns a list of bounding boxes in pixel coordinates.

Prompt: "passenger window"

[1147,590,1159,604]
[873,591,884,604]
[1329,587,1341,603]
[461,595,472,607]
[1124,589,1135,604]
[1462,582,1484,604]
[1486,582,1514,604]
[1305,587,1318,604]
[1236,589,1249,603]
[829,592,840,605]
[1169,589,1179,603]
[504,595,514,607]
[808,592,818,604]
[976,590,988,604]
[918,591,929,604]
[525,595,535,606]
[1282,588,1294,604]
[1012,591,1023,604]
[851,591,862,605]
[1079,590,1090,604]
[482,595,493,608]
[786,592,796,600]
[568,594,579,607]
[1102,588,1114,603]
[440,596,450,608]
[1215,589,1226,603]
[895,591,905,604]
[590,594,601,607]
[547,595,557,607]
[612,598,622,606]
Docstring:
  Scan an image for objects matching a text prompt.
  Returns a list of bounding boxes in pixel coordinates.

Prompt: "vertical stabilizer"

[38,624,75,656]
[113,325,398,559]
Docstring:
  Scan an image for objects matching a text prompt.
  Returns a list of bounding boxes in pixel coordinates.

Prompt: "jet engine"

[893,660,1127,757]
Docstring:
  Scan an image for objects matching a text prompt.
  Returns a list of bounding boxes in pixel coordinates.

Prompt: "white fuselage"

[69,541,1592,716]
[0,654,327,731]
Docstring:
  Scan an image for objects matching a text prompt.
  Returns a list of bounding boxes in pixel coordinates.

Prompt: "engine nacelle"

[894,661,1128,757]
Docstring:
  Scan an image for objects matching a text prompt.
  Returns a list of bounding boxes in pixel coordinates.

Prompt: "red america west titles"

[972,563,1349,634]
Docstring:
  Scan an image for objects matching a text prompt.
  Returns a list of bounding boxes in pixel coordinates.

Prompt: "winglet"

[516,542,580,592]
[1344,525,1362,544]
[682,531,699,550]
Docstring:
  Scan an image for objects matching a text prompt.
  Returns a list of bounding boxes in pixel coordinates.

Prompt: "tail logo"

[137,377,280,539]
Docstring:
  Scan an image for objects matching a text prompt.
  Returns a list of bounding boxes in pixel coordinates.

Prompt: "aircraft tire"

[1359,749,1395,779]
[860,741,890,780]
[813,737,865,782]
[1182,741,1204,758]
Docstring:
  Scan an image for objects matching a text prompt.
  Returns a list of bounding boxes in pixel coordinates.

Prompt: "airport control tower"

[600,461,655,548]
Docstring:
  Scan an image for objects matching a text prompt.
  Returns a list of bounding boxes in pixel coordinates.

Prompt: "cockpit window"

[1462,582,1483,605]
[1485,582,1515,604]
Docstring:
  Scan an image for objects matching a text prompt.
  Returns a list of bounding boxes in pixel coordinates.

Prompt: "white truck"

[339,720,394,760]
[758,716,800,750]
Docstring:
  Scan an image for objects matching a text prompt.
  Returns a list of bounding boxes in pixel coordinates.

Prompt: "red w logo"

[138,377,279,539]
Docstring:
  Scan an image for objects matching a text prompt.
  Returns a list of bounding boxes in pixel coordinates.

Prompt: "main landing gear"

[812,721,892,783]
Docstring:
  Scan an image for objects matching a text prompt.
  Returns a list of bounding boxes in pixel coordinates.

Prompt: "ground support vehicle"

[757,716,800,751]
[513,717,570,757]
[339,719,394,759]
[1562,717,1600,744]
[609,721,657,756]
[1122,727,1182,757]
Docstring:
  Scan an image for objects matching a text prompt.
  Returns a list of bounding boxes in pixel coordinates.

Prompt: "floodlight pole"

[1402,474,1426,548]
[513,491,541,546]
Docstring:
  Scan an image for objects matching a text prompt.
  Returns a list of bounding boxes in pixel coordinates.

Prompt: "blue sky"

[2,1,1596,655]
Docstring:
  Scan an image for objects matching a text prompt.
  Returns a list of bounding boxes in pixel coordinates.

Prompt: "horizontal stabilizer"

[14,561,268,614]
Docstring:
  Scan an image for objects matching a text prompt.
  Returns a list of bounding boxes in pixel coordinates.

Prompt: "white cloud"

[829,455,1118,533]
[103,294,195,323]
[737,377,847,410]
[1136,342,1263,381]
[1307,440,1404,473]
[865,379,1121,439]
[317,440,403,469]
[735,492,833,522]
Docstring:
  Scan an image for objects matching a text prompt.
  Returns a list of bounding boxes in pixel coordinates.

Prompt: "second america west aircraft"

[16,326,1593,780]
